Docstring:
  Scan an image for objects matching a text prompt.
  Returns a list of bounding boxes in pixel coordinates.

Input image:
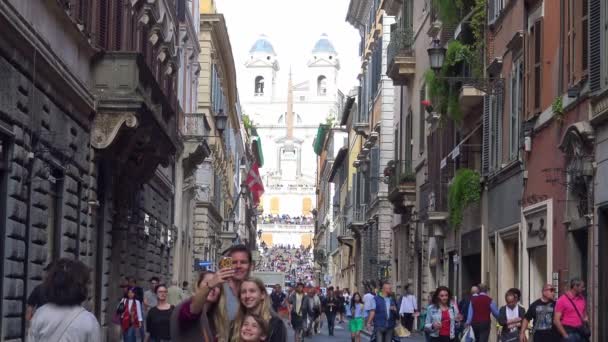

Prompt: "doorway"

[527,245,547,304]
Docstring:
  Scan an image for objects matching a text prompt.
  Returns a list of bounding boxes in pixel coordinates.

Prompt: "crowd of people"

[257,244,314,285]
[356,279,590,342]
[24,249,590,342]
[259,214,314,225]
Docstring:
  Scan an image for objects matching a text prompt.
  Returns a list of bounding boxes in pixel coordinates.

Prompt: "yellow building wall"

[261,233,273,246]
[300,234,313,248]
[200,0,215,14]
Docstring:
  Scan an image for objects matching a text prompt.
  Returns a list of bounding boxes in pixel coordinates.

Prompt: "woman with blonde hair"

[230,278,287,342]
[171,269,233,342]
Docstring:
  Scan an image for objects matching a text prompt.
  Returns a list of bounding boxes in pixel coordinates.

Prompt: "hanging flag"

[245,162,264,205]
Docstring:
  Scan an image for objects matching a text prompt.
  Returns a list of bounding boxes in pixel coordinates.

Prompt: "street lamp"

[214,109,228,134]
[427,39,446,72]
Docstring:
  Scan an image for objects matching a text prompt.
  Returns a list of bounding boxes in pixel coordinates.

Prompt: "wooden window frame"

[510,57,523,160]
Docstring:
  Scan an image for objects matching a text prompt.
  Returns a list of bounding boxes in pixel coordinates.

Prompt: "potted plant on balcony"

[552,96,565,123]
[399,173,416,185]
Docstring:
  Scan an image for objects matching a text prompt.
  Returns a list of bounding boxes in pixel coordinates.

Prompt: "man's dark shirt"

[524,299,558,341]
[271,291,286,312]
[27,284,47,308]
[323,295,339,315]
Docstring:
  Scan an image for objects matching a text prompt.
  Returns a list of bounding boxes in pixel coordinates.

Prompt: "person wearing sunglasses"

[519,284,558,342]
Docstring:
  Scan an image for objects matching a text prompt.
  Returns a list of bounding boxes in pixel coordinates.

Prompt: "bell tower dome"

[244,35,280,102]
[307,34,339,98]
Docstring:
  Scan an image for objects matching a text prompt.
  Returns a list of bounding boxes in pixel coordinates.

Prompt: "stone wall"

[0,53,96,340]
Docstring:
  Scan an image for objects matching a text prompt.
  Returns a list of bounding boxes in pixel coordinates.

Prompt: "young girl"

[349,292,365,342]
[231,278,287,342]
[239,313,269,342]
[120,287,143,342]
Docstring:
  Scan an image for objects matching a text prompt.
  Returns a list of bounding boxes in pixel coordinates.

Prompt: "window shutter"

[114,0,123,50]
[97,0,109,49]
[370,147,380,195]
[419,86,425,153]
[589,0,602,91]
[482,95,490,175]
[496,92,504,167]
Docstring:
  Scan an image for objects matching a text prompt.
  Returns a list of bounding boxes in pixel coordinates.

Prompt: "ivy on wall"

[448,168,481,228]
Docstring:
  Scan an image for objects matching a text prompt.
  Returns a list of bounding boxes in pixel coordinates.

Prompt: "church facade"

[240,35,344,248]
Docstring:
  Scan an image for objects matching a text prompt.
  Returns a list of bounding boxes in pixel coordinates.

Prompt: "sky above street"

[216,0,362,95]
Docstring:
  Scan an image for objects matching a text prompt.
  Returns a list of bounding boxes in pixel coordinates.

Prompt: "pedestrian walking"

[465,283,499,342]
[270,284,286,313]
[399,284,418,332]
[363,286,376,323]
[312,288,323,334]
[171,270,232,342]
[127,277,145,340]
[145,284,174,342]
[323,286,340,336]
[497,288,525,342]
[350,292,365,342]
[119,287,144,342]
[553,278,590,342]
[344,288,352,319]
[144,277,160,314]
[288,282,307,341]
[28,258,101,342]
[239,313,270,342]
[457,286,478,337]
[366,282,399,342]
[337,288,346,323]
[520,284,558,342]
[233,278,287,342]
[424,286,458,342]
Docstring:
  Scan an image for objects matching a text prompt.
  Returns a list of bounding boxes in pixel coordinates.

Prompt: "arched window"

[255,76,264,96]
[317,75,327,96]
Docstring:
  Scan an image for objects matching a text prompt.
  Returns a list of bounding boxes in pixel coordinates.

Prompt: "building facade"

[345,0,396,289]
[185,1,258,278]
[0,0,192,339]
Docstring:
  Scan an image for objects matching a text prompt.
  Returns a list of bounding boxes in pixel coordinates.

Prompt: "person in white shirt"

[399,284,418,332]
[29,258,100,342]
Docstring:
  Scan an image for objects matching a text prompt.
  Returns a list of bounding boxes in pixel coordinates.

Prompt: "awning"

[328,147,348,182]
[252,136,264,167]
[313,124,330,156]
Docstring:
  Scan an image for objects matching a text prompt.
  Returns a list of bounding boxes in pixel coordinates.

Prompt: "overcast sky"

[216,0,361,94]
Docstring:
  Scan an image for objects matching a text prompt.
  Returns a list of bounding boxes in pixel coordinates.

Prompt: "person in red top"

[554,278,589,342]
[465,283,499,342]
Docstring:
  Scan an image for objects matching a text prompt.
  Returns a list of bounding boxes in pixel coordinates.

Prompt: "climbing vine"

[448,168,481,228]
[425,40,473,122]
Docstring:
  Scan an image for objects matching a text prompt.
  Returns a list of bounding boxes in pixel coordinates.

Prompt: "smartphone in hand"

[219,257,233,270]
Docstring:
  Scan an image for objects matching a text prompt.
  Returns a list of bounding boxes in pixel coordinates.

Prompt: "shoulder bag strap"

[48,307,85,341]
[565,294,585,322]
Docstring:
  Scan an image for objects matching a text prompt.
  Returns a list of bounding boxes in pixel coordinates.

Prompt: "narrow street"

[285,319,427,342]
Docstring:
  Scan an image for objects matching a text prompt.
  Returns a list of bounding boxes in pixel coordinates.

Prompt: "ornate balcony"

[387,26,416,86]
[387,160,416,214]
